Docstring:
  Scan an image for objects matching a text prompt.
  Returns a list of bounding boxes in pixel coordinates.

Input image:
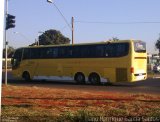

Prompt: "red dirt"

[2,85,160,116]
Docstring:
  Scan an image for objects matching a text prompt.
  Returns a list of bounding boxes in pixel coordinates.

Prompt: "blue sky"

[6,0,160,53]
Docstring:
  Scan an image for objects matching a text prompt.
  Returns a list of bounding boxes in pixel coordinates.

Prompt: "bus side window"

[58,47,73,58]
[81,45,90,58]
[68,47,73,58]
[53,48,58,58]
[63,47,73,58]
[73,45,80,58]
[59,47,66,58]
[96,45,104,57]
[73,46,81,58]
[30,48,40,59]
[81,46,86,57]
[39,47,54,59]
[46,48,54,58]
[116,44,125,56]
[89,45,96,57]
[105,45,112,57]
[116,43,129,57]
[73,45,90,58]
[23,48,30,60]
[105,43,129,57]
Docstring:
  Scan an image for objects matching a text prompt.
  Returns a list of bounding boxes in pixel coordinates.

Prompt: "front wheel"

[22,71,31,81]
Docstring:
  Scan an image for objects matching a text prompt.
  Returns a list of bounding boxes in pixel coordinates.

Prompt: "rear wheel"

[22,71,31,81]
[74,73,85,84]
[89,73,100,85]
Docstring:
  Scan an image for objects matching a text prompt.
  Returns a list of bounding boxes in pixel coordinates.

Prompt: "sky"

[6,0,160,54]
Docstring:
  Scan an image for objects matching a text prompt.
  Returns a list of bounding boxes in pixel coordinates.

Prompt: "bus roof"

[18,40,141,49]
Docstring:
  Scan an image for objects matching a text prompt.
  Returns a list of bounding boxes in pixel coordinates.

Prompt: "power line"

[75,20,160,24]
[52,2,72,31]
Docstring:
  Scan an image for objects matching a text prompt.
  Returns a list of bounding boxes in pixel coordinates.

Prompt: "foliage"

[57,110,97,122]
[155,35,160,53]
[31,29,70,45]
[109,37,119,41]
[3,46,15,58]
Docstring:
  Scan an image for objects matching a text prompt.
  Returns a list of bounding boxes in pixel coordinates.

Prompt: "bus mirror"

[11,58,18,66]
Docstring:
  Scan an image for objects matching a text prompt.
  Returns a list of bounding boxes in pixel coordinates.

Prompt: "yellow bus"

[11,40,147,84]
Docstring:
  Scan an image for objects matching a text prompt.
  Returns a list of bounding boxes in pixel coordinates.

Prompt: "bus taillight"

[131,67,134,73]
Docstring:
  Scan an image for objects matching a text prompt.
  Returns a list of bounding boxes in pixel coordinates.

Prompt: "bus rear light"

[131,67,134,73]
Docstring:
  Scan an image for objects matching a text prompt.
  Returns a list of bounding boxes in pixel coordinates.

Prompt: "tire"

[22,71,31,81]
[89,73,101,85]
[74,73,85,84]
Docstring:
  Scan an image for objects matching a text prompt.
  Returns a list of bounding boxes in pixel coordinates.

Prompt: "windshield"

[134,41,146,53]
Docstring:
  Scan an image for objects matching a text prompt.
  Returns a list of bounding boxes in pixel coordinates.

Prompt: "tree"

[3,46,15,58]
[31,29,70,45]
[109,37,119,41]
[155,34,160,55]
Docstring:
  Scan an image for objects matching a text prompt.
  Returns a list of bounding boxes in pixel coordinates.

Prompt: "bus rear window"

[134,41,146,53]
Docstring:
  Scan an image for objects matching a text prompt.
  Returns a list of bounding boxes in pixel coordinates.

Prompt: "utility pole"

[0,0,5,115]
[71,17,74,45]
[5,0,8,85]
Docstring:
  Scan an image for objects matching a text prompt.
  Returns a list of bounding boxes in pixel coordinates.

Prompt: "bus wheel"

[22,71,31,81]
[89,73,100,85]
[74,73,85,84]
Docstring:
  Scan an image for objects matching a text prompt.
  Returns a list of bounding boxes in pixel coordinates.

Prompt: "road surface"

[2,70,160,95]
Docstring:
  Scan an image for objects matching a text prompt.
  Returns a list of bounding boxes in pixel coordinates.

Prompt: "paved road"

[2,71,160,95]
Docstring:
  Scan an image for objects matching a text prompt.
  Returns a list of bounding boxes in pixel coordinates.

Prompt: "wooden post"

[72,17,74,45]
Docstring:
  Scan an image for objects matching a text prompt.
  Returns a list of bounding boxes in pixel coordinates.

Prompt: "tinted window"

[22,43,129,59]
[59,47,67,58]
[72,45,93,58]
[73,45,102,58]
[105,43,129,57]
[88,45,97,57]
[30,48,41,59]
[40,47,58,58]
[96,45,104,57]
[14,48,23,61]
[52,48,58,58]
[23,48,30,59]
[105,44,115,57]
[116,43,129,56]
[81,45,90,58]
[59,46,73,58]
[40,48,52,58]
[73,46,81,58]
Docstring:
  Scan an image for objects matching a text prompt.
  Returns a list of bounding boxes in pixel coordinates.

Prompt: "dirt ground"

[1,85,160,120]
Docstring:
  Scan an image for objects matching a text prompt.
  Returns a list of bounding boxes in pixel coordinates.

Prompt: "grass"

[1,85,160,121]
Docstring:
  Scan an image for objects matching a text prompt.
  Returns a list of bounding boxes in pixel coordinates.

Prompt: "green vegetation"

[31,29,70,46]
[2,106,160,122]
[155,34,160,55]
